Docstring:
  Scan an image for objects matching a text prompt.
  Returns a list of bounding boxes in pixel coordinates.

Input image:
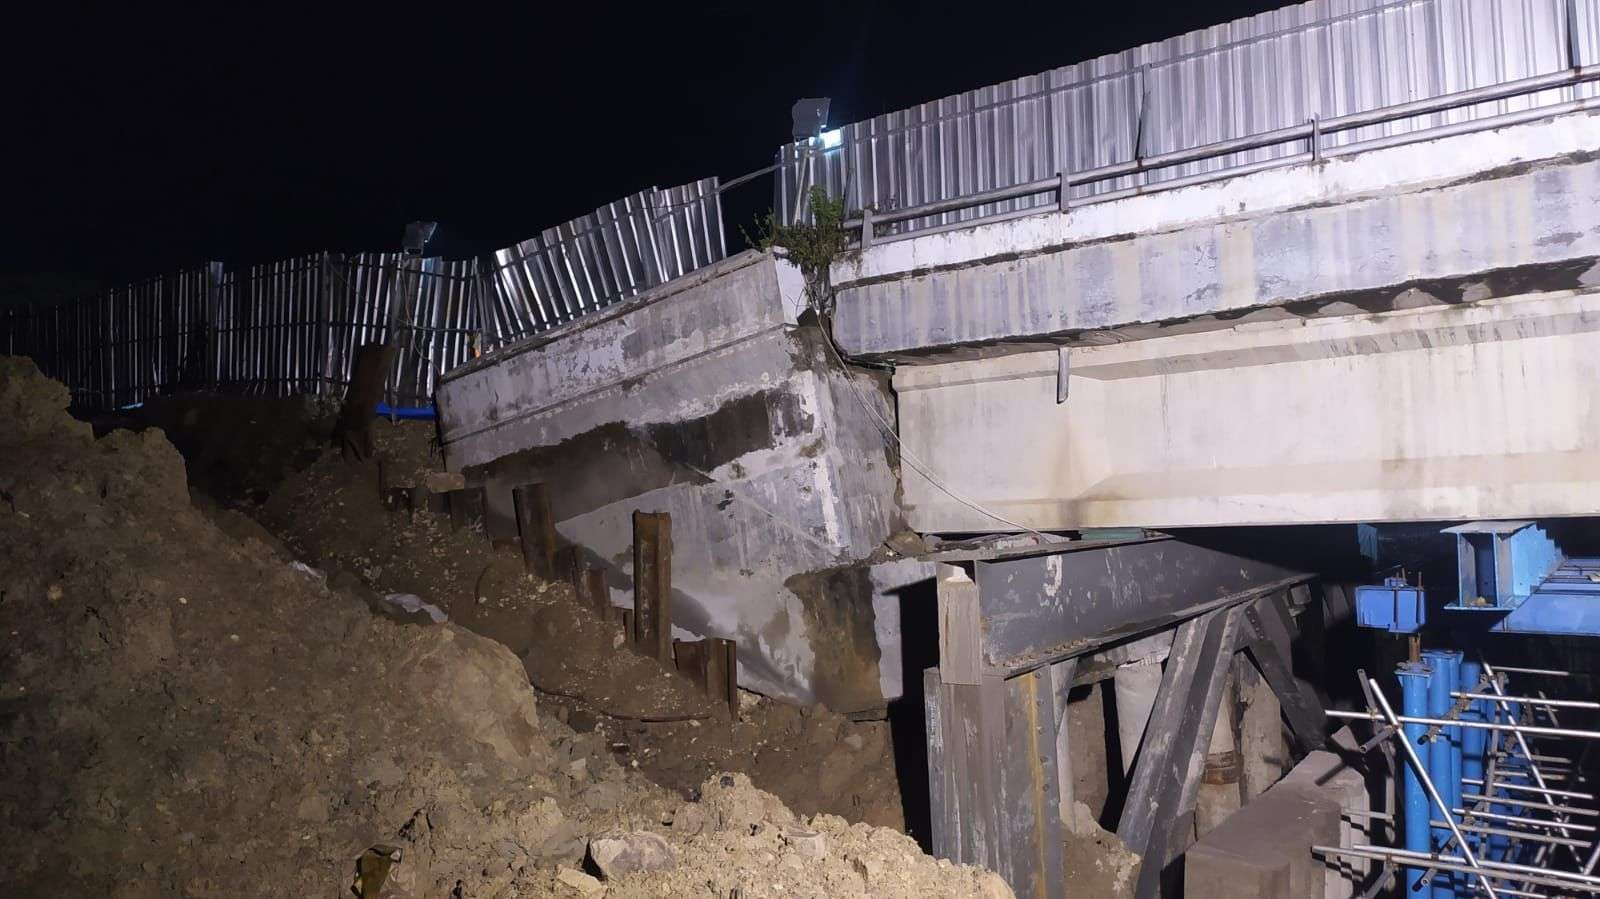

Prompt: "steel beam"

[1241,592,1328,751]
[632,511,672,663]
[924,666,1065,899]
[971,537,1304,675]
[1117,606,1244,897]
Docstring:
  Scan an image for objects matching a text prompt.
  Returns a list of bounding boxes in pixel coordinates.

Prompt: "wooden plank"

[632,511,672,663]
[937,563,982,685]
[511,482,557,578]
[1241,593,1327,752]
[1117,606,1244,898]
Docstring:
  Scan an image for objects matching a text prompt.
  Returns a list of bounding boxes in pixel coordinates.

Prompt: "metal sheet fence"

[2,253,483,410]
[1,177,727,408]
[484,177,725,347]
[776,0,1597,230]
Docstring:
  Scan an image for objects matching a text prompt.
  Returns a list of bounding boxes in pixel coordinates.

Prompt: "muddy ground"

[4,363,983,896]
[242,414,909,834]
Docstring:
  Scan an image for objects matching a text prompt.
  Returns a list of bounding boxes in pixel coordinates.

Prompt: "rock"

[493,838,529,867]
[586,831,676,880]
[424,471,466,493]
[852,855,888,888]
[780,825,826,859]
[555,866,605,896]
[842,732,865,751]
[669,802,707,836]
[293,793,329,823]
[377,592,448,625]
[978,870,1017,899]
[579,780,623,812]
[883,529,928,557]
[566,757,588,780]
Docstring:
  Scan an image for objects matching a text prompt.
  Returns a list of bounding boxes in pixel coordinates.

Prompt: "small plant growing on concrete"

[745,186,849,314]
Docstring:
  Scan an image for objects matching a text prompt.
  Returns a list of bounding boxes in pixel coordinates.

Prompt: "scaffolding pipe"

[1369,677,1499,897]
[1482,661,1587,863]
[1314,845,1600,893]
[1326,710,1600,741]
[1455,692,1600,711]
[1459,809,1599,832]
[1434,821,1590,850]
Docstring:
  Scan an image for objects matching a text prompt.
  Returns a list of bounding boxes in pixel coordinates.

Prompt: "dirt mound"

[0,358,1001,898]
[258,417,907,831]
[607,774,1012,899]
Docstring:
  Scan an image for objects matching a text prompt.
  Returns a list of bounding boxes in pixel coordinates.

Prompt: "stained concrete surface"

[437,252,909,705]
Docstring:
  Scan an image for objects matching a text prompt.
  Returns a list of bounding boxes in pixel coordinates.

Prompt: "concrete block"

[1184,781,1340,899]
[1281,746,1372,899]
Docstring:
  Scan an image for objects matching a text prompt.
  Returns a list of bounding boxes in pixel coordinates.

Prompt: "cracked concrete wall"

[436,251,906,706]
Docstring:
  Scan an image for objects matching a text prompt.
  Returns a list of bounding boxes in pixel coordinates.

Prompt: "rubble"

[586,831,676,879]
[0,357,1004,898]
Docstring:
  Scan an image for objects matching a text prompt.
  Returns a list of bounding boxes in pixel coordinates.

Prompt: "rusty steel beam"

[632,511,673,663]
[971,537,1307,675]
[511,482,557,578]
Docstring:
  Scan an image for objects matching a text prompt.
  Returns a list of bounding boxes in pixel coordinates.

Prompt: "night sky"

[5,1,1285,295]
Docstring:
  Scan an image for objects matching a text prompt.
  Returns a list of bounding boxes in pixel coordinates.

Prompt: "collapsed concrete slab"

[436,251,912,706]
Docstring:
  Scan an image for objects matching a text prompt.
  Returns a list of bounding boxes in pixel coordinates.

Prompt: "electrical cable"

[809,307,1053,541]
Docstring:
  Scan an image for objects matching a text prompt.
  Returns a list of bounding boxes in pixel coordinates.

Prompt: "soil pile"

[0,359,1001,898]
[258,419,907,831]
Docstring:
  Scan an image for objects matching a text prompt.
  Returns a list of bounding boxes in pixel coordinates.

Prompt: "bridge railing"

[769,0,1600,246]
[841,63,1600,248]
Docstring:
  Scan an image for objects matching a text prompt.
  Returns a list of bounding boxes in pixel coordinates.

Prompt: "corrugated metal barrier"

[1,179,725,410]
[483,177,725,346]
[776,0,1600,230]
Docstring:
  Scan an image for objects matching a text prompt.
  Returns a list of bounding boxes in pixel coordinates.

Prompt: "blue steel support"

[1422,650,1461,899]
[1459,659,1487,863]
[1443,650,1465,896]
[1399,662,1433,894]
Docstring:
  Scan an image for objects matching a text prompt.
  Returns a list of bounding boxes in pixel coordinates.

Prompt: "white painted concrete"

[895,288,1600,530]
[836,113,1600,283]
[831,113,1600,359]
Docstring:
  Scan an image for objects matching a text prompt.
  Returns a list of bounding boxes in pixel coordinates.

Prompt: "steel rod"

[1482,662,1589,861]
[1462,794,1598,816]
[1490,666,1572,678]
[1455,691,1600,710]
[1314,845,1600,893]
[1366,677,1499,897]
[1437,820,1591,849]
[1328,709,1600,740]
[1459,809,1598,832]
[1481,781,1597,802]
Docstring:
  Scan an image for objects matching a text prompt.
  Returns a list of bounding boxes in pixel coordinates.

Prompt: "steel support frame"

[926,539,1313,897]
[1115,605,1244,897]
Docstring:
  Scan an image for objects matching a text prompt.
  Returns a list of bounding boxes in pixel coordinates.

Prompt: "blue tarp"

[375,402,436,420]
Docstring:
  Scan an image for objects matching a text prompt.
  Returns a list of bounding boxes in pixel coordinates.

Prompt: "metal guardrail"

[844,63,1600,248]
